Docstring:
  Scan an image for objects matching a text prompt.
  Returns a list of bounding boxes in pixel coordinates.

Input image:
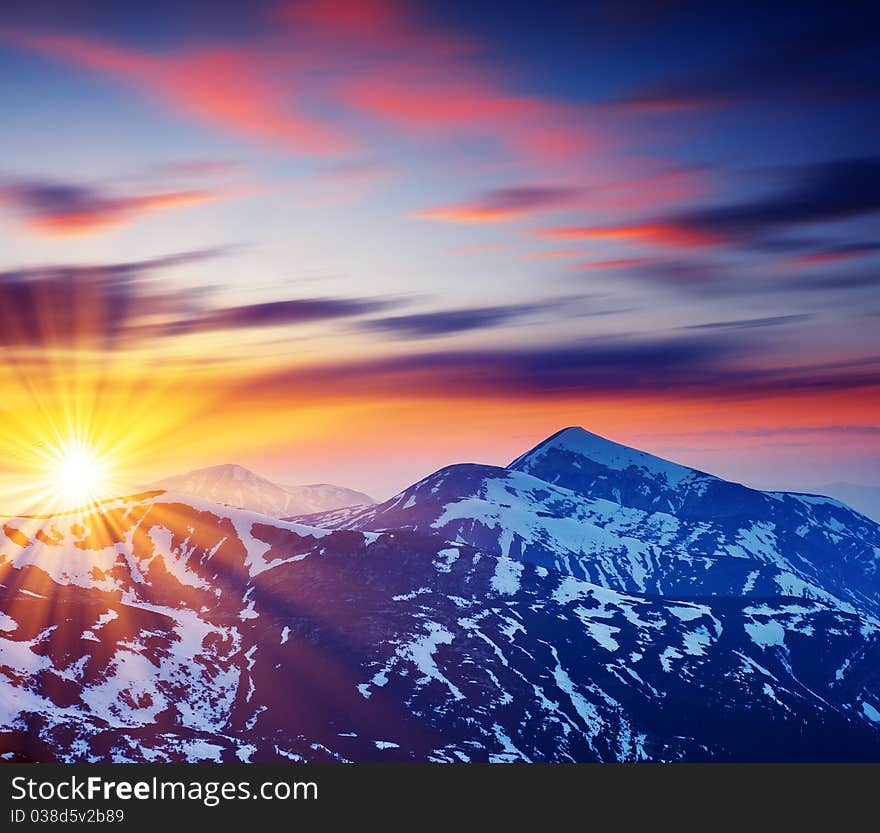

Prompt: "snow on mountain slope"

[151,464,374,517]
[509,426,788,521]
[299,432,880,619]
[1,492,879,762]
[509,426,707,496]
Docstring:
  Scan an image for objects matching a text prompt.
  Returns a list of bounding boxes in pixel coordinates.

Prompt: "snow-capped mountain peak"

[299,427,880,619]
[509,426,710,489]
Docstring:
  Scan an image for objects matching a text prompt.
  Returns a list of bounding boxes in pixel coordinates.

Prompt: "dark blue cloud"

[0,177,220,235]
[247,335,880,400]
[359,304,541,338]
[681,314,812,331]
[677,157,880,239]
[0,250,393,348]
[616,4,880,110]
[164,296,398,337]
[0,249,223,348]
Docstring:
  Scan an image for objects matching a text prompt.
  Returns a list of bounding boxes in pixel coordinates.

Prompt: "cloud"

[537,222,722,247]
[634,256,879,298]
[0,249,224,348]
[153,159,244,179]
[785,269,880,293]
[675,157,880,238]
[248,334,744,398]
[283,0,604,167]
[537,157,880,251]
[2,3,602,167]
[0,250,396,349]
[160,296,398,337]
[3,31,352,154]
[417,186,583,224]
[575,258,654,270]
[0,178,222,236]
[525,249,584,260]
[783,241,880,268]
[358,304,541,338]
[242,333,880,403]
[358,295,627,339]
[681,314,813,331]
[615,8,880,112]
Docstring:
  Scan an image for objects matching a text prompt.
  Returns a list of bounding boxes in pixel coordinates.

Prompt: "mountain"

[2,428,879,762]
[815,482,880,524]
[281,482,377,514]
[151,464,374,517]
[300,427,880,620]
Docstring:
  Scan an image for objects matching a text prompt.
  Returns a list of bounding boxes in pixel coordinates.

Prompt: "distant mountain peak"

[151,465,375,518]
[183,463,269,481]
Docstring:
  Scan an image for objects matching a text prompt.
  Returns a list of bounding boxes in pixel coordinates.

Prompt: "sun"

[45,439,111,510]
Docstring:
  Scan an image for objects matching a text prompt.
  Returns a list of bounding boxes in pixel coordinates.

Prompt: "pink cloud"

[0,179,224,237]
[538,222,725,248]
[417,186,583,224]
[4,31,352,154]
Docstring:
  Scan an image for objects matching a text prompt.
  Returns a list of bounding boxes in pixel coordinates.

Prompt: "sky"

[0,0,877,506]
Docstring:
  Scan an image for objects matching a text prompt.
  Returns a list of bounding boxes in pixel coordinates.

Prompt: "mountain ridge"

[1,426,879,762]
[298,427,880,620]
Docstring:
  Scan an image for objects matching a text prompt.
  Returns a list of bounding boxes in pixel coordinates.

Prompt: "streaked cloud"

[161,296,398,337]
[0,178,222,236]
[0,249,223,348]
[537,157,880,252]
[0,250,399,348]
[418,186,582,224]
[681,314,813,331]
[246,339,880,401]
[247,334,739,397]
[615,7,880,112]
[537,222,723,247]
[3,30,353,154]
[359,303,541,338]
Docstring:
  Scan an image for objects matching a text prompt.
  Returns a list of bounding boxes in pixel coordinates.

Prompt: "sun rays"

[40,437,111,510]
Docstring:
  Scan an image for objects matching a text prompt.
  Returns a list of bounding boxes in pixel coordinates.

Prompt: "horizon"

[148,424,880,503]
[0,0,877,514]
[2,423,878,518]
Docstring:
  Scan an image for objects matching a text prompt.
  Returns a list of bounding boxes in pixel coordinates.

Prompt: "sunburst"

[41,437,112,510]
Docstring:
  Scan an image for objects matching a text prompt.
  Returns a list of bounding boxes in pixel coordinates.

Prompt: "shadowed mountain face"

[151,464,375,517]
[1,428,880,762]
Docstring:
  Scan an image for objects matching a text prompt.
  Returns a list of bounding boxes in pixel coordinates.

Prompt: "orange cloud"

[34,191,219,237]
[524,249,585,260]
[0,180,223,237]
[538,222,724,247]
[417,186,582,224]
[576,258,653,270]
